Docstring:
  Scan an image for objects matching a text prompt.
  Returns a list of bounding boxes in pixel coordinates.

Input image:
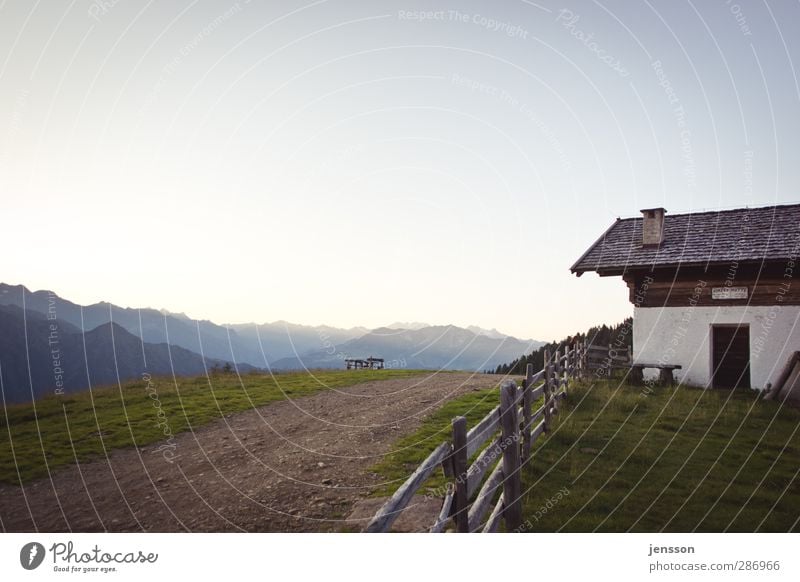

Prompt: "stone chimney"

[640,208,666,247]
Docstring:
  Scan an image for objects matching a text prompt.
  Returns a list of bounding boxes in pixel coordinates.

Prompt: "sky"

[1,0,798,341]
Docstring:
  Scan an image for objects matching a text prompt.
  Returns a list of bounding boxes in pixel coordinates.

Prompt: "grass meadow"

[371,377,800,532]
[0,369,424,485]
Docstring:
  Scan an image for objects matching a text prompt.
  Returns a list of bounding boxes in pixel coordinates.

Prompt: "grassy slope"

[0,369,424,485]
[371,378,800,532]
[523,379,800,532]
[370,382,511,497]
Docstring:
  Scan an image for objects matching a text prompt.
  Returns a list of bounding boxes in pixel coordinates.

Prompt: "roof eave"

[572,257,793,277]
[569,217,623,275]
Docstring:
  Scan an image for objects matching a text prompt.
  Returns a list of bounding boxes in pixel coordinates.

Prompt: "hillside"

[0,305,248,404]
[371,378,800,532]
[493,319,633,375]
[0,284,368,366]
[0,283,266,366]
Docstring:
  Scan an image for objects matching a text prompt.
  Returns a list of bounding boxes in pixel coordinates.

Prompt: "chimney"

[640,208,666,247]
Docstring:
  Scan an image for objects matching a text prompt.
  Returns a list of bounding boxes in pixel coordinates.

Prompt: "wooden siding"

[623,264,799,307]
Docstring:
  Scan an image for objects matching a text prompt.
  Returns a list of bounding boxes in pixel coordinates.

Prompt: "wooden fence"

[364,342,586,533]
[585,342,632,373]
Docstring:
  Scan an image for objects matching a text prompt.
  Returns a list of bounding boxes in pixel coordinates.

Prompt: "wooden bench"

[629,364,682,386]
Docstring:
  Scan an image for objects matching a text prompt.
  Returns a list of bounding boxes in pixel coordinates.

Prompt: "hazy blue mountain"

[0,304,82,403]
[384,321,431,331]
[0,284,365,367]
[0,304,246,404]
[271,325,544,372]
[386,322,529,342]
[466,325,533,341]
[0,283,258,364]
[227,321,367,363]
[0,283,544,379]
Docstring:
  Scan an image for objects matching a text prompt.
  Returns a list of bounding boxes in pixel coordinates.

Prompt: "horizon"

[3,1,799,340]
[4,279,595,342]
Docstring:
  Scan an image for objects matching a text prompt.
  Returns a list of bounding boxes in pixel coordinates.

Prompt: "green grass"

[370,381,515,497]
[521,379,800,532]
[371,377,800,532]
[0,369,425,485]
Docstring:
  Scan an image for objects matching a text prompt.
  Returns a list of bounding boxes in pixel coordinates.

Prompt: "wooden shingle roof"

[571,203,800,276]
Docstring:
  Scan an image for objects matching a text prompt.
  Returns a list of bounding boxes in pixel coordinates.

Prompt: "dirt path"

[0,372,499,532]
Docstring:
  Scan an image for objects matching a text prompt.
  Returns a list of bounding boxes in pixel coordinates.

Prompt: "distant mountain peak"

[0,282,31,294]
[383,322,525,341]
[160,309,192,321]
[467,325,514,340]
[384,321,432,330]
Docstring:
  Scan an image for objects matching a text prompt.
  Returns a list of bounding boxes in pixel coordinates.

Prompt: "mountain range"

[0,283,367,367]
[0,303,244,404]
[271,326,540,371]
[0,283,542,403]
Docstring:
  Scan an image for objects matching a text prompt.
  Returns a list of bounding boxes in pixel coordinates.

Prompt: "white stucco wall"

[633,305,800,390]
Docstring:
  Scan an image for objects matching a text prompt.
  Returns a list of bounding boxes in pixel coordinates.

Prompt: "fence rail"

[364,341,588,533]
[585,342,632,371]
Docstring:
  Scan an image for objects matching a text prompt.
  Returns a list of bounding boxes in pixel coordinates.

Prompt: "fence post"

[555,347,561,385]
[582,341,587,377]
[568,344,572,386]
[499,381,522,531]
[543,349,552,432]
[585,339,590,376]
[570,344,575,373]
[581,339,587,377]
[451,416,469,533]
[522,363,533,461]
[554,347,562,413]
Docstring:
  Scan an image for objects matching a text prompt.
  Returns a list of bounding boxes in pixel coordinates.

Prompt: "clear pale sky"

[1,1,798,341]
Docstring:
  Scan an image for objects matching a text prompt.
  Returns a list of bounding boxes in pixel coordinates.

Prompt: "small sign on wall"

[712,286,748,300]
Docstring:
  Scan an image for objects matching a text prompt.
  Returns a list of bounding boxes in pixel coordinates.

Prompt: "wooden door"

[712,325,750,389]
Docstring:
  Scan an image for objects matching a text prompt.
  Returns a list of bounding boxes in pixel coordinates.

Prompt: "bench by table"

[629,364,682,386]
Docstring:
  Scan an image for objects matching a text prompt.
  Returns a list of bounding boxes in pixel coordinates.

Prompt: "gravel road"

[0,372,500,532]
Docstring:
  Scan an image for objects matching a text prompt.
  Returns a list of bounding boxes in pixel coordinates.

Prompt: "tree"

[492,317,633,374]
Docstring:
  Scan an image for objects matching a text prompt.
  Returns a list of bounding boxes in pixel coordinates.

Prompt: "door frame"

[710,323,751,389]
